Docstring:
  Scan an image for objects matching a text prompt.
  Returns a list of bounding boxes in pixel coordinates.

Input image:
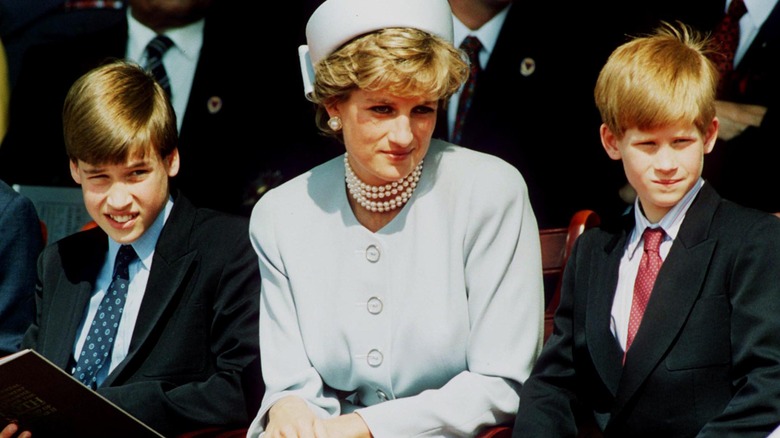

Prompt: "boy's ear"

[166,148,181,178]
[600,124,622,160]
[703,117,719,155]
[69,160,82,184]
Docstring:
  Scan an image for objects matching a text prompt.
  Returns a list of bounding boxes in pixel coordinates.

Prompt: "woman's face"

[328,89,438,186]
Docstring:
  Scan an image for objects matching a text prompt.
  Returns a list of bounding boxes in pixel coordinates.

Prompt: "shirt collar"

[741,0,777,29]
[626,178,705,260]
[452,3,511,65]
[126,7,205,64]
[107,196,174,272]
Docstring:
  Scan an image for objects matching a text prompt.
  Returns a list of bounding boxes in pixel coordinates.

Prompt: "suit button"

[367,297,383,314]
[367,349,383,367]
[376,389,388,401]
[366,245,380,263]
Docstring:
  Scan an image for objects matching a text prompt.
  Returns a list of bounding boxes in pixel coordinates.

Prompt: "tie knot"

[114,245,137,280]
[642,228,665,254]
[146,34,174,57]
[460,36,482,64]
[727,0,747,19]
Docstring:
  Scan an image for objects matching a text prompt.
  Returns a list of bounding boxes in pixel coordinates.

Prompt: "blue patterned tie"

[74,245,137,389]
[145,34,174,97]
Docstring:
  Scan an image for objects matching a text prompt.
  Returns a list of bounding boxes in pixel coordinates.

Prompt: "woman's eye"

[370,106,392,114]
[414,106,435,114]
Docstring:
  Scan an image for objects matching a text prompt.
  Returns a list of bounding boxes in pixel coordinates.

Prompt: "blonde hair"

[63,59,177,164]
[311,27,468,136]
[594,21,718,139]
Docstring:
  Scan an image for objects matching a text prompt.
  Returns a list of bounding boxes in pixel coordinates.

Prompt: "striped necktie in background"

[452,36,482,145]
[145,34,174,98]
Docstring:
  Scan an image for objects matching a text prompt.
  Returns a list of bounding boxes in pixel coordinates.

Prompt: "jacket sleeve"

[0,190,42,356]
[697,215,780,437]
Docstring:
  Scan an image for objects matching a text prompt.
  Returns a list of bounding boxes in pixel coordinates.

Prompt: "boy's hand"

[715,100,767,141]
[1,423,32,438]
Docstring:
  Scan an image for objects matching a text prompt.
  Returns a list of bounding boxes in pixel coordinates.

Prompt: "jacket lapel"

[45,229,107,368]
[614,184,721,411]
[586,228,628,397]
[104,194,198,385]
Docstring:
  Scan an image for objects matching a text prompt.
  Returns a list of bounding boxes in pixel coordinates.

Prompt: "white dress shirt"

[125,7,203,132]
[610,179,705,350]
[72,197,172,386]
[734,0,779,66]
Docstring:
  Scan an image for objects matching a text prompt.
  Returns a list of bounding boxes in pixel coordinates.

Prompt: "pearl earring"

[328,116,342,132]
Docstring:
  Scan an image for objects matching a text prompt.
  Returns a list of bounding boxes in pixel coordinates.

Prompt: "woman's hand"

[265,395,329,438]
[0,423,31,438]
[322,413,372,438]
[265,397,372,438]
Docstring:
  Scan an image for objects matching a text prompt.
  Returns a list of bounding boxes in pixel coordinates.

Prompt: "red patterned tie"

[709,0,748,98]
[452,36,482,145]
[626,228,665,353]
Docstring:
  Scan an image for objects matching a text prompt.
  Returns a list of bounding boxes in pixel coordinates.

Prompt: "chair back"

[40,220,48,246]
[542,209,600,342]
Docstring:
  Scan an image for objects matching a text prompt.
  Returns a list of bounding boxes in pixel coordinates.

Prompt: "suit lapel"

[740,2,780,67]
[104,194,198,385]
[45,229,107,368]
[614,184,721,411]
[586,230,627,396]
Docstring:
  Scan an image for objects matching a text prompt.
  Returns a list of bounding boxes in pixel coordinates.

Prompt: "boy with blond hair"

[513,22,780,437]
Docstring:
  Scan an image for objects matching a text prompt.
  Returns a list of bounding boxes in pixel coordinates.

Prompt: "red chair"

[473,210,602,438]
[477,425,513,438]
[176,427,247,438]
[40,220,48,245]
[542,209,601,342]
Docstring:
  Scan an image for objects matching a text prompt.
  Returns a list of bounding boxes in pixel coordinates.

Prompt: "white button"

[367,297,383,314]
[366,245,380,263]
[367,349,383,367]
[376,389,388,401]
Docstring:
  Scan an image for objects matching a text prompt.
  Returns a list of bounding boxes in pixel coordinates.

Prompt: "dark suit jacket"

[514,183,780,437]
[23,193,262,436]
[0,3,323,216]
[0,179,42,356]
[433,3,627,228]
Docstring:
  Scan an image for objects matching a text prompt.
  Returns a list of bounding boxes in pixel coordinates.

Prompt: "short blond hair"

[63,59,177,164]
[594,22,718,139]
[311,27,468,137]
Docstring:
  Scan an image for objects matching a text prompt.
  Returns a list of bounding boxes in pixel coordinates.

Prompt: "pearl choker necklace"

[344,154,423,213]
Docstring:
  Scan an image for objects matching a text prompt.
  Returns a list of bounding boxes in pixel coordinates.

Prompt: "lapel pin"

[207,96,223,114]
[520,57,536,77]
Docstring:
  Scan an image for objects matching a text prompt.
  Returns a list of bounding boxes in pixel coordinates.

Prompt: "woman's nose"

[387,116,413,146]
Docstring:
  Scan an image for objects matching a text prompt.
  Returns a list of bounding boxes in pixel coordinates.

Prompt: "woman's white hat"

[298,0,454,100]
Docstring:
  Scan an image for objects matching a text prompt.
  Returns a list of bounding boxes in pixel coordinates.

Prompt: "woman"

[248,0,544,436]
